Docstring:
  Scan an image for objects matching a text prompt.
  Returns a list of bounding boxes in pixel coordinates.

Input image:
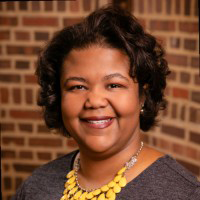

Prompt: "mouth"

[80,116,115,129]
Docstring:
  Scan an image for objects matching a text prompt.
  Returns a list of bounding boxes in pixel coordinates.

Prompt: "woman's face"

[60,46,141,156]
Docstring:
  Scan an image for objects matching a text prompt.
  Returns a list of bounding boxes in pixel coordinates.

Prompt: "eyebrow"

[64,73,129,84]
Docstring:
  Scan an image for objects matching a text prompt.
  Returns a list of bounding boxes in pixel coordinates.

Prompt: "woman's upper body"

[12,149,200,200]
[12,5,200,200]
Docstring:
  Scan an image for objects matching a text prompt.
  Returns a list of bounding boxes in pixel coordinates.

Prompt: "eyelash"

[67,84,124,91]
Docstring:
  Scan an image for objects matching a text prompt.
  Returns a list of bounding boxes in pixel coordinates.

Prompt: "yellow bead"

[80,192,88,200]
[67,182,76,190]
[74,190,82,199]
[108,193,116,200]
[63,188,68,194]
[117,167,127,175]
[101,185,109,192]
[65,182,69,188]
[86,192,94,199]
[60,194,68,200]
[93,189,101,196]
[113,184,121,193]
[106,189,114,198]
[113,175,122,183]
[98,193,105,200]
[66,170,75,178]
[118,177,127,187]
[107,181,116,188]
[69,187,78,195]
[91,197,97,200]
[67,176,76,184]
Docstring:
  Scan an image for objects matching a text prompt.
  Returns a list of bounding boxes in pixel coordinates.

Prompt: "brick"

[191,57,199,68]
[25,89,33,104]
[67,139,78,147]
[171,103,177,118]
[167,70,176,80]
[184,39,196,51]
[44,1,53,11]
[15,31,30,40]
[19,123,32,132]
[13,88,21,104]
[83,0,91,11]
[161,124,185,138]
[184,0,191,15]
[23,17,58,27]
[138,18,146,29]
[6,2,15,10]
[147,0,153,13]
[31,1,40,11]
[3,164,10,172]
[16,61,29,69]
[1,150,16,158]
[24,74,37,84]
[185,146,198,160]
[189,107,200,123]
[194,74,200,85]
[0,30,10,40]
[155,0,162,13]
[15,177,23,190]
[1,109,6,118]
[180,105,185,121]
[7,45,41,55]
[190,131,200,144]
[191,91,200,104]
[0,60,11,69]
[63,18,83,27]
[180,72,190,83]
[37,125,50,133]
[194,0,198,16]
[29,138,62,147]
[179,22,198,33]
[37,152,52,160]
[4,177,11,190]
[13,163,39,173]
[10,110,42,119]
[166,54,187,67]
[138,0,144,13]
[3,137,24,145]
[152,137,157,146]
[35,32,49,41]
[175,0,180,14]
[19,1,28,10]
[19,151,33,159]
[176,159,200,176]
[0,74,20,83]
[172,87,189,99]
[1,123,14,131]
[166,0,172,14]
[150,20,175,31]
[172,143,184,155]
[0,16,18,26]
[170,37,180,48]
[0,88,9,103]
[57,0,66,11]
[70,0,79,12]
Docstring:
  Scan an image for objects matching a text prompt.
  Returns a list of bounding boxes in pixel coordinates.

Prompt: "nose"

[84,89,108,109]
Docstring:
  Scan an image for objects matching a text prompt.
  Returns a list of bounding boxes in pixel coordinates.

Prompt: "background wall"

[0,0,199,199]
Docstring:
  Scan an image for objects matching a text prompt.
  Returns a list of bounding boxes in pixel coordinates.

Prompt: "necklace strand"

[61,142,144,200]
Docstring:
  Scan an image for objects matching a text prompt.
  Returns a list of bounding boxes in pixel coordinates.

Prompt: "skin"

[60,46,164,189]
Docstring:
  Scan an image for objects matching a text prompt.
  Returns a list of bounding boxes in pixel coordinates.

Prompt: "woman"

[12,6,200,200]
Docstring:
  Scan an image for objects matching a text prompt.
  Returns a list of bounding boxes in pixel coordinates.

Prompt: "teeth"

[87,119,111,124]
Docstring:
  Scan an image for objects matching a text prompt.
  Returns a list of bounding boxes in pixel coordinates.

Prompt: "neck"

[77,135,142,189]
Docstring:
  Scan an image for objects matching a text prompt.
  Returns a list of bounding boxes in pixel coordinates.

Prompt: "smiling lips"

[80,116,115,129]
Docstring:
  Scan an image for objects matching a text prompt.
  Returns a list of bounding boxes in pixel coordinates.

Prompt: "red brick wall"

[0,0,199,199]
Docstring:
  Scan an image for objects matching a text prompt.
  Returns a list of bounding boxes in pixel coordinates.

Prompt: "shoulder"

[12,150,78,200]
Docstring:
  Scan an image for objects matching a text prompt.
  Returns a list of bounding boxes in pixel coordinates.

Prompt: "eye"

[68,85,87,91]
[107,84,123,89]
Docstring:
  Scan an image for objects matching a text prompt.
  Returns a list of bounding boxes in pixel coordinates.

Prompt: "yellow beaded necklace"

[61,142,143,200]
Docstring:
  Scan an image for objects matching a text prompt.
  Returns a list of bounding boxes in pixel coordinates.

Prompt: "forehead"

[62,46,130,75]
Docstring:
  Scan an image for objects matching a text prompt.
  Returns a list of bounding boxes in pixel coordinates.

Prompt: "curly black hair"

[36,6,170,137]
